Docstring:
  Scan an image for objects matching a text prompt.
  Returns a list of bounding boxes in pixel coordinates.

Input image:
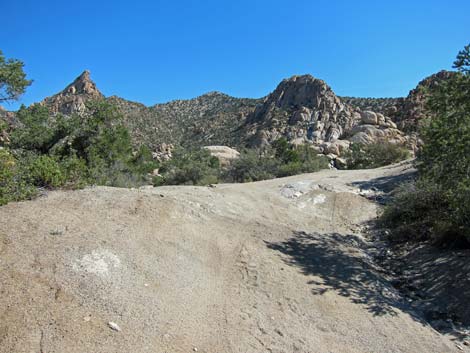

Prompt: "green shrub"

[130,145,158,175]
[224,149,279,182]
[295,144,329,173]
[154,147,220,186]
[58,154,89,188]
[379,180,451,241]
[225,143,328,182]
[10,105,72,153]
[344,142,411,169]
[1,100,161,206]
[272,138,300,164]
[0,149,36,205]
[27,154,66,187]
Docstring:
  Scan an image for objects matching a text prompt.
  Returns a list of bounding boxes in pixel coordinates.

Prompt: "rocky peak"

[61,70,102,97]
[41,70,104,115]
[271,74,336,109]
[395,70,456,131]
[245,74,358,146]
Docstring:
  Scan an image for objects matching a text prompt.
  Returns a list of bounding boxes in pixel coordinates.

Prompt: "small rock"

[193,347,198,352]
[464,340,470,346]
[107,321,121,332]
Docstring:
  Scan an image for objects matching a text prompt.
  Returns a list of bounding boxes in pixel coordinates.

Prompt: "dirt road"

[0,162,463,352]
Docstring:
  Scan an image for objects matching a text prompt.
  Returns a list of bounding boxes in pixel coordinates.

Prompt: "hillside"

[0,162,466,353]
[342,70,456,132]
[35,70,437,155]
[108,92,261,149]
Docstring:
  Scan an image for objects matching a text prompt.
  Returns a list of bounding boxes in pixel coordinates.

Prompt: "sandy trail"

[0,162,463,352]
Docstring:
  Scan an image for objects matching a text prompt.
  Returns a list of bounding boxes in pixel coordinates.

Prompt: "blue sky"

[1,0,469,110]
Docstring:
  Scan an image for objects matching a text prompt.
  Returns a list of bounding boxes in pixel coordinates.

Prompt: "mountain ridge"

[21,69,453,160]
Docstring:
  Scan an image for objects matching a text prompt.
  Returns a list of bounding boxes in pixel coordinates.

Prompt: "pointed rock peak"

[41,70,104,115]
[62,70,103,97]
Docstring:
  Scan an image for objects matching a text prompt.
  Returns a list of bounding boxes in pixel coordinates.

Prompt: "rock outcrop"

[0,108,17,146]
[203,145,240,166]
[41,70,104,115]
[241,75,416,162]
[243,75,359,147]
[344,71,456,133]
[394,70,455,131]
[35,70,443,160]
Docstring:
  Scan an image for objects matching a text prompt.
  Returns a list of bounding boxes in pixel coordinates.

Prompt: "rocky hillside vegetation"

[343,70,456,132]
[30,70,429,168]
[1,63,453,203]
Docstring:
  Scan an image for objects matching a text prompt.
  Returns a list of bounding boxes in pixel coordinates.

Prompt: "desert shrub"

[130,145,158,175]
[344,142,410,169]
[1,101,159,206]
[0,149,36,205]
[154,147,220,186]
[224,149,279,183]
[415,45,470,244]
[225,142,328,182]
[272,138,300,164]
[13,152,88,189]
[295,144,329,173]
[10,105,72,153]
[378,180,454,242]
[26,154,66,188]
[58,154,89,188]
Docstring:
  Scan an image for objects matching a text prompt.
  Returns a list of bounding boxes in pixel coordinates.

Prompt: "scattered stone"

[139,185,153,190]
[107,321,121,332]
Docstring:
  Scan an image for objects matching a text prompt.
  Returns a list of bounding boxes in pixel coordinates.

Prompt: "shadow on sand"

[266,231,423,320]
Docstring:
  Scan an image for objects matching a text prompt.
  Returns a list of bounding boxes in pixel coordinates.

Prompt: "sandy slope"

[0,162,463,352]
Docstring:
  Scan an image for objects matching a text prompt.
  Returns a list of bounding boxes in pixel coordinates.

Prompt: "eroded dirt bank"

[0,162,465,352]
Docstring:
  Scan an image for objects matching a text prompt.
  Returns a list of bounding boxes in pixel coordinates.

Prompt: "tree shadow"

[383,243,470,333]
[266,231,423,321]
[348,169,417,204]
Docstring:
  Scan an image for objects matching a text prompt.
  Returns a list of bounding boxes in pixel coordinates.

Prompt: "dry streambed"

[0,162,465,352]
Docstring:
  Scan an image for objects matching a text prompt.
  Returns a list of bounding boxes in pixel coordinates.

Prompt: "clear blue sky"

[1,0,469,110]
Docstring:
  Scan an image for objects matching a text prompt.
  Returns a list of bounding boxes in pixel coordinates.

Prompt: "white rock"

[107,321,121,332]
[203,146,240,166]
